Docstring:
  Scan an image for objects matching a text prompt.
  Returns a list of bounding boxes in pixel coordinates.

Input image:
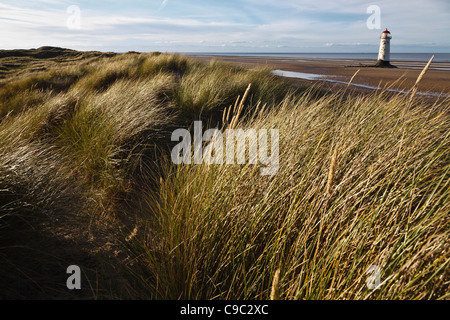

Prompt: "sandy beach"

[190,55,450,96]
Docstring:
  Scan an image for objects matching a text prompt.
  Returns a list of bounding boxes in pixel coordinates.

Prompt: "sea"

[185,52,450,63]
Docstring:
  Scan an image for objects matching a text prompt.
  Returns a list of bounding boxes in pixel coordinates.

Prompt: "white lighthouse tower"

[375,28,395,67]
[378,28,391,62]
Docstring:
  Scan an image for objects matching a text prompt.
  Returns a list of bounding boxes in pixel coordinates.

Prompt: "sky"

[1,0,449,53]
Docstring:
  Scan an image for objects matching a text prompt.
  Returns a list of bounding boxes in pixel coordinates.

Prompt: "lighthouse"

[375,28,396,68]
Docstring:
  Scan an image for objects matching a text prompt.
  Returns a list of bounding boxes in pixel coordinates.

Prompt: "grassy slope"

[0,48,448,299]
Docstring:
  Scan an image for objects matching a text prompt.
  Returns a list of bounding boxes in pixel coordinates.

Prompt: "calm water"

[271,70,450,98]
[187,52,450,63]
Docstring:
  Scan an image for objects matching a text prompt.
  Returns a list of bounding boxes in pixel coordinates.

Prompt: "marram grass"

[128,90,449,300]
[0,51,448,299]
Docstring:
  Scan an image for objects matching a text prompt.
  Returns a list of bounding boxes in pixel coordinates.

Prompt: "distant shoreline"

[1,47,448,97]
[184,52,450,63]
[189,54,450,96]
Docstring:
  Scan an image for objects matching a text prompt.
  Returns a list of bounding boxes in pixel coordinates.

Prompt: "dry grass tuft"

[326,146,338,197]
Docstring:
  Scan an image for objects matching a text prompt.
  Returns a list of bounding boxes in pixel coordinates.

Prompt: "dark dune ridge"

[0,46,116,79]
[0,46,116,59]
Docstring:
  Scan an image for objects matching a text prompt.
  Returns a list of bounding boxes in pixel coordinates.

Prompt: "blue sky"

[1,0,449,53]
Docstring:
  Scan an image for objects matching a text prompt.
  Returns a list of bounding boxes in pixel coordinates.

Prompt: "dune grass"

[0,50,448,299]
[124,90,449,300]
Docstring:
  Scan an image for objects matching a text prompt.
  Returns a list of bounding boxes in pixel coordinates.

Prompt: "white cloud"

[0,0,448,52]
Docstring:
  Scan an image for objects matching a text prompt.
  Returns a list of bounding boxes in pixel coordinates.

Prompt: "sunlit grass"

[0,51,448,299]
[124,88,449,299]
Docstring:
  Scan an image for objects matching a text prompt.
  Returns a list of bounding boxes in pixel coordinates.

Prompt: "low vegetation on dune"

[0,48,448,299]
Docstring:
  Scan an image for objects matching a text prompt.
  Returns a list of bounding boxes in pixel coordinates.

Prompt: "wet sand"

[190,55,450,96]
